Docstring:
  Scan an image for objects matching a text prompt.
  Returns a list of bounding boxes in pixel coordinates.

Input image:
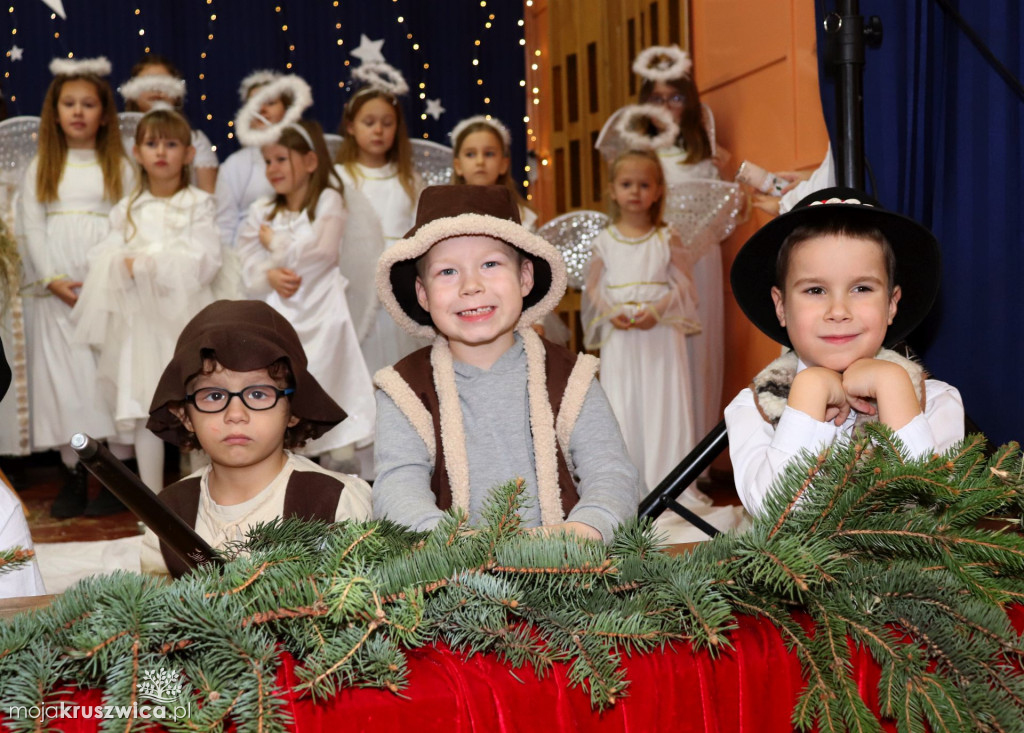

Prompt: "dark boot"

[50,463,88,519]
[83,487,127,517]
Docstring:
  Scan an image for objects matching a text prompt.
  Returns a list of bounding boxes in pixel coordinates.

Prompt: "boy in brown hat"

[373,185,641,542]
[726,187,964,516]
[141,300,371,577]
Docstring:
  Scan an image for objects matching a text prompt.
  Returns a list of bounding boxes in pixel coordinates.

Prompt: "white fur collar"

[751,348,927,427]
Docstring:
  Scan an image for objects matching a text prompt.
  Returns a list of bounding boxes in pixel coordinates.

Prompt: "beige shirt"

[141,452,371,575]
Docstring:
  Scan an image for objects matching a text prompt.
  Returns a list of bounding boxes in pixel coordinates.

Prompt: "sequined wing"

[410,138,454,187]
[0,116,41,189]
[664,179,744,260]
[536,210,609,290]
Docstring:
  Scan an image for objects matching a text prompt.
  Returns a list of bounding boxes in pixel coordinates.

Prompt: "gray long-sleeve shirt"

[372,337,641,541]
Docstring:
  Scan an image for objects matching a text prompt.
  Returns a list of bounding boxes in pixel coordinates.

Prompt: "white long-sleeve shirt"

[724,358,964,516]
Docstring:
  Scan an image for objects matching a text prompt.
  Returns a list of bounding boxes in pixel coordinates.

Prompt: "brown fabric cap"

[377,185,568,339]
[146,300,346,445]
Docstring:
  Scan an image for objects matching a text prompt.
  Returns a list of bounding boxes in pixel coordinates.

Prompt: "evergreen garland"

[0,425,1022,733]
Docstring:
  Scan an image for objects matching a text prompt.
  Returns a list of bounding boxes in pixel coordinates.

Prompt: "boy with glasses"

[140,300,371,577]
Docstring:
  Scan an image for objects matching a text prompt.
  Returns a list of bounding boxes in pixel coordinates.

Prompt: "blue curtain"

[815,0,1024,445]
[1,0,528,176]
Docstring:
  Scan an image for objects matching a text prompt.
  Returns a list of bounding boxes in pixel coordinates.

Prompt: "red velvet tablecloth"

[17,607,1024,732]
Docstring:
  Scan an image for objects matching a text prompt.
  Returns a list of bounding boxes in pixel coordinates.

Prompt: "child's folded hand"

[267,267,302,299]
[47,278,82,308]
[631,306,658,330]
[842,358,920,429]
[610,312,634,330]
[790,366,851,426]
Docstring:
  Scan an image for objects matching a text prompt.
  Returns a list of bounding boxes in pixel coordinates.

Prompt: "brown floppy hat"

[376,185,567,339]
[146,300,346,445]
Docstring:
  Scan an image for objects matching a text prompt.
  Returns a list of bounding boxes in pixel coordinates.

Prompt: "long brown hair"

[335,88,417,200]
[607,150,667,227]
[36,74,126,204]
[267,119,343,223]
[638,77,711,165]
[125,109,193,241]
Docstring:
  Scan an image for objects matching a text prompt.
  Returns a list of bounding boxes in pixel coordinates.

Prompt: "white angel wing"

[0,116,41,189]
[536,210,609,290]
[324,132,343,162]
[593,108,629,163]
[664,179,743,261]
[339,184,386,343]
[410,138,453,187]
[118,111,143,150]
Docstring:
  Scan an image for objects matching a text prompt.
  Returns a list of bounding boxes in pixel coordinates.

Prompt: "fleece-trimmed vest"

[750,347,927,427]
[158,470,344,579]
[376,335,599,524]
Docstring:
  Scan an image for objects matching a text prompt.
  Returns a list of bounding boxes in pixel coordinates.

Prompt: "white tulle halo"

[613,104,679,151]
[350,62,409,96]
[234,74,313,148]
[238,70,281,103]
[632,45,692,82]
[450,114,511,151]
[119,74,186,105]
[49,56,111,78]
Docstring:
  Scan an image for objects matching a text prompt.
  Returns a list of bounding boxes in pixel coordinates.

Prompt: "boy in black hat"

[373,185,640,542]
[725,188,964,516]
[141,300,371,577]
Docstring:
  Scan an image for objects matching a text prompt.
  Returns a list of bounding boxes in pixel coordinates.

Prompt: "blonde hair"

[608,149,666,227]
[35,74,126,204]
[268,119,343,223]
[336,88,417,200]
[450,119,531,215]
[125,109,193,241]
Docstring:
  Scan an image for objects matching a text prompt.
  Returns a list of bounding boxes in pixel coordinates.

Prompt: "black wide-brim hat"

[730,186,941,348]
[376,185,567,339]
[146,300,346,445]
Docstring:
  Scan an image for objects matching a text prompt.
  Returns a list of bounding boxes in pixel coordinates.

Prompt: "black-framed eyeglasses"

[185,385,295,413]
[648,94,686,106]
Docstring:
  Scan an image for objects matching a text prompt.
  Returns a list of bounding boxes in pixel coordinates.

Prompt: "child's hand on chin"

[790,366,854,426]
[842,358,920,430]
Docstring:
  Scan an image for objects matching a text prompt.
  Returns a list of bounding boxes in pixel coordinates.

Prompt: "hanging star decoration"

[350,34,386,65]
[424,98,445,120]
[39,0,66,19]
[8,45,23,62]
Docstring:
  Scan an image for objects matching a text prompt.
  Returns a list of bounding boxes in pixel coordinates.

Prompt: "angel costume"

[335,162,426,372]
[72,186,221,434]
[236,188,375,454]
[583,224,700,493]
[18,150,135,449]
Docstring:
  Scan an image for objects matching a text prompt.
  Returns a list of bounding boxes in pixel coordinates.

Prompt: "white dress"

[18,150,135,449]
[335,162,427,372]
[189,129,219,185]
[214,146,273,248]
[72,186,221,435]
[658,147,728,438]
[583,225,700,493]
[236,188,375,454]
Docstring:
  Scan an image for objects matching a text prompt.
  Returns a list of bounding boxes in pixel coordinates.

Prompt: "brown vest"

[390,338,581,519]
[158,470,344,579]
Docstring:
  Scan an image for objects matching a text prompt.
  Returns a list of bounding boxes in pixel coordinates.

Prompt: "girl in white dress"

[236,118,375,460]
[635,45,740,438]
[214,70,284,248]
[334,77,424,372]
[121,54,218,194]
[73,109,221,491]
[19,57,135,516]
[583,150,700,493]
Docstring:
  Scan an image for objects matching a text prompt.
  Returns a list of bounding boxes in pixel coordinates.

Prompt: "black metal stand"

[636,421,728,538]
[824,0,882,188]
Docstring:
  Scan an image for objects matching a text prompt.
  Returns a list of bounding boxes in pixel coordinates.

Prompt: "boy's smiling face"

[771,234,901,372]
[414,235,534,368]
[174,362,299,473]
